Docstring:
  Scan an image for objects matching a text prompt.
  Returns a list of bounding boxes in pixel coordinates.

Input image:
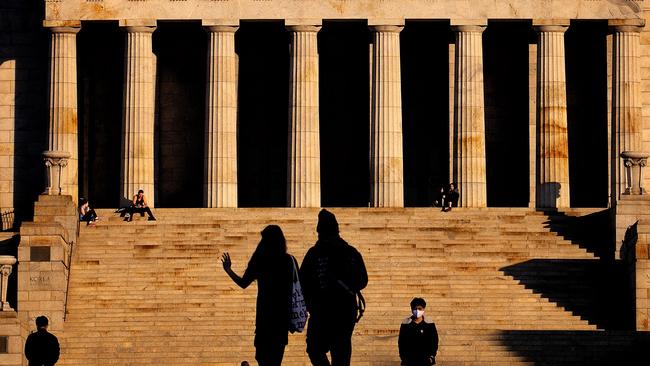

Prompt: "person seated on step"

[398,297,439,366]
[433,185,446,210]
[444,183,459,212]
[128,189,156,221]
[79,197,99,225]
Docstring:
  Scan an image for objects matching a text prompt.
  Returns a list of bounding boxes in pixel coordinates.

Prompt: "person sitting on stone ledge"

[24,315,60,366]
[128,189,156,222]
[78,197,98,225]
[444,183,459,212]
[433,185,446,210]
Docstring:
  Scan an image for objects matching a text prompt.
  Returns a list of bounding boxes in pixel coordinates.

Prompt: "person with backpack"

[299,209,368,366]
[221,225,295,366]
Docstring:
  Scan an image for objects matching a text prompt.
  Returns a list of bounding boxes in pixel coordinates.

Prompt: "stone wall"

[0,0,48,223]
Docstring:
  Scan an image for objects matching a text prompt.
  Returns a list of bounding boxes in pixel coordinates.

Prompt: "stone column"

[370,25,404,207]
[204,25,238,207]
[0,255,16,311]
[535,23,570,209]
[611,21,645,197]
[45,25,80,202]
[452,24,487,207]
[287,25,321,207]
[121,25,156,207]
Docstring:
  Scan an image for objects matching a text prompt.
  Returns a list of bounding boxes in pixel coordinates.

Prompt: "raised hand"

[221,252,232,271]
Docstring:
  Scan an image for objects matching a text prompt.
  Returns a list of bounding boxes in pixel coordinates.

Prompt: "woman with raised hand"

[221,225,295,366]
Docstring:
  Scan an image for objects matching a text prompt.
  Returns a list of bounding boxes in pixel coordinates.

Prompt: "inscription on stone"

[30,274,52,289]
[30,246,50,262]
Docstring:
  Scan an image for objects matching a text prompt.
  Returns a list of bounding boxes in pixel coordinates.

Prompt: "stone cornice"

[45,0,643,22]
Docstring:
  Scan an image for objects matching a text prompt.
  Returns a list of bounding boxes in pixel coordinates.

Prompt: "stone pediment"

[45,0,643,23]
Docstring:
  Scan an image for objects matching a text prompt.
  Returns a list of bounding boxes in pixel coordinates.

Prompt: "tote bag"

[289,256,307,333]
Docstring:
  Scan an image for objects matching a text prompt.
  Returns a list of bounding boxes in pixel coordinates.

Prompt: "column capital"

[609,19,645,33]
[119,19,157,29]
[46,26,81,34]
[533,19,569,33]
[369,25,403,33]
[43,20,81,29]
[122,26,156,34]
[451,25,486,33]
[286,25,321,33]
[204,25,239,33]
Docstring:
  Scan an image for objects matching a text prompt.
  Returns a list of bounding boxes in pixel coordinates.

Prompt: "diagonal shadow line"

[540,209,615,261]
[497,330,650,366]
[500,259,633,330]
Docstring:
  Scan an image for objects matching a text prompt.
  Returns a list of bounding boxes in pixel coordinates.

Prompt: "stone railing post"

[0,255,16,311]
[43,151,70,195]
[621,151,650,195]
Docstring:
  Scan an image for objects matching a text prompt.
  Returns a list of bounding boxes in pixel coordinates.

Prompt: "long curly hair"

[249,225,287,268]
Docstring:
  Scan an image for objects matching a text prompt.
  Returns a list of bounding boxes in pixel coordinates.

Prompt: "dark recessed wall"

[483,21,531,207]
[236,22,289,207]
[566,21,608,208]
[319,21,370,207]
[401,21,451,207]
[154,22,206,208]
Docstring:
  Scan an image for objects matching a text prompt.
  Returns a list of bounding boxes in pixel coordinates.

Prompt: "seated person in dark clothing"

[445,183,459,212]
[433,185,446,210]
[128,189,156,221]
[79,198,98,225]
[398,297,439,366]
[25,315,60,366]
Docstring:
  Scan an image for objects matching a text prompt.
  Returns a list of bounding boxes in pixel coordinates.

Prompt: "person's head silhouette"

[317,209,339,239]
[35,315,49,330]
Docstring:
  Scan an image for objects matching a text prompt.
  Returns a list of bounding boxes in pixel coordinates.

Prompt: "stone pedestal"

[46,26,80,203]
[121,25,156,207]
[621,151,650,195]
[204,25,238,208]
[611,21,644,200]
[0,312,27,366]
[452,24,487,207]
[287,25,321,208]
[0,256,16,311]
[42,150,70,196]
[370,25,404,207]
[535,23,570,209]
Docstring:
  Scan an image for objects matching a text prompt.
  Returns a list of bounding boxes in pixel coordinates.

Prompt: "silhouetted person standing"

[222,225,294,366]
[24,316,60,366]
[300,209,368,366]
[398,298,439,366]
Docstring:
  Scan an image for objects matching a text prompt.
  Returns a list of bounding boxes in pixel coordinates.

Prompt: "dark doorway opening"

[320,21,370,207]
[78,22,123,208]
[401,21,451,207]
[566,21,608,208]
[154,22,206,208]
[237,22,289,207]
[484,21,531,207]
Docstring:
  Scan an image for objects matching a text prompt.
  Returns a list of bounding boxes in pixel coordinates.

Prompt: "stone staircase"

[56,208,643,365]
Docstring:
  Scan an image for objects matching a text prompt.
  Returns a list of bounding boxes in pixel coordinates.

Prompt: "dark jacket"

[398,316,439,366]
[299,235,368,324]
[25,329,60,366]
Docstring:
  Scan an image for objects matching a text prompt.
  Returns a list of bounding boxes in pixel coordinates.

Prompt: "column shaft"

[370,25,404,207]
[287,26,321,208]
[47,27,80,202]
[121,27,156,207]
[204,26,238,207]
[452,25,487,207]
[536,25,570,208]
[612,25,643,197]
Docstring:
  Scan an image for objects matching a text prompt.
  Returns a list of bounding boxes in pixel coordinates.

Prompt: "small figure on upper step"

[444,183,459,212]
[433,185,446,210]
[79,197,99,225]
[24,315,60,366]
[128,189,156,222]
[398,297,439,366]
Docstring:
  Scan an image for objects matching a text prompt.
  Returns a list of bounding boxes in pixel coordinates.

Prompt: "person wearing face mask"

[398,297,439,366]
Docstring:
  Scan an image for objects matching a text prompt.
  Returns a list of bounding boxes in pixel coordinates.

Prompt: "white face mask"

[412,309,424,318]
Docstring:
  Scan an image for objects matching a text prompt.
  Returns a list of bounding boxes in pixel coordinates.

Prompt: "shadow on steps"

[500,259,633,330]
[541,209,614,260]
[497,330,650,366]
